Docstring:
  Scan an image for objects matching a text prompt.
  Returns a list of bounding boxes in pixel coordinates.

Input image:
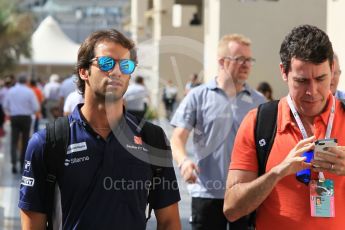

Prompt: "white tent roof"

[20,16,80,65]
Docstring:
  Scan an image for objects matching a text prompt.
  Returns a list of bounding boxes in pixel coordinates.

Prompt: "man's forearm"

[170,129,189,165]
[171,141,187,166]
[155,203,181,230]
[224,168,283,221]
[157,221,181,230]
[20,210,47,230]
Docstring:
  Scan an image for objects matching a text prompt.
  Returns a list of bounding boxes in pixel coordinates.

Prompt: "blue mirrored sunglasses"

[90,56,136,75]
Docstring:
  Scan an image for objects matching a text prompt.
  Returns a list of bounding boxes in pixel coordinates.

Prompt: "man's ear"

[280,63,288,82]
[79,68,89,80]
[218,58,225,70]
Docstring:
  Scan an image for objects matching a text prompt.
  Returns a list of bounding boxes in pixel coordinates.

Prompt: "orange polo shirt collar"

[277,93,333,135]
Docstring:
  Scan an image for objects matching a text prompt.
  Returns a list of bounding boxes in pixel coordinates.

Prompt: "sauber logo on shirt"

[126,135,148,151]
[134,136,143,145]
[21,176,35,187]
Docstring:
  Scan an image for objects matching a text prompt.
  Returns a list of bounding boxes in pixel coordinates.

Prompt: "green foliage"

[144,106,159,120]
[0,0,33,76]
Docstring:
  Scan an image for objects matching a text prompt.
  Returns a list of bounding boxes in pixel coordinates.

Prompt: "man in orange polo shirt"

[223,25,345,229]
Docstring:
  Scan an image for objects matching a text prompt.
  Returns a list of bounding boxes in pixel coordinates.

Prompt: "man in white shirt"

[123,76,149,119]
[3,74,39,173]
[63,90,84,116]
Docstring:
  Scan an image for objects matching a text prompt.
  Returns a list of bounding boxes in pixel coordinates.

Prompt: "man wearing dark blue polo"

[19,29,181,229]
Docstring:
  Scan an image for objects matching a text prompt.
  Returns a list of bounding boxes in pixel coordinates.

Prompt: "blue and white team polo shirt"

[19,105,180,229]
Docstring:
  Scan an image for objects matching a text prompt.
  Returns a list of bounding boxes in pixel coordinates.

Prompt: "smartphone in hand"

[314,138,338,160]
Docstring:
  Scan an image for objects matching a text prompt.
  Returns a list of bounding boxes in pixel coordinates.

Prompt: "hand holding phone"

[314,139,338,161]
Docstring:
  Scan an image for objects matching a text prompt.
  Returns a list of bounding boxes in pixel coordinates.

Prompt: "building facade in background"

[130,0,345,104]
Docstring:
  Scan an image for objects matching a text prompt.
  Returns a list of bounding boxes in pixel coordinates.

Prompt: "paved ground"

[0,122,22,230]
[0,119,193,230]
[147,119,192,230]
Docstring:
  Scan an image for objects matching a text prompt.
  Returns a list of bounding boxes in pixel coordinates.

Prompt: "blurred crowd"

[0,73,83,173]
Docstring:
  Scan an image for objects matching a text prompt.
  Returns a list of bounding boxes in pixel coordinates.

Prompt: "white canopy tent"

[20,15,80,66]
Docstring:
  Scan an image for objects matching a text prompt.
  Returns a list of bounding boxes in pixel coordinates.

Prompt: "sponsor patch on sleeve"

[24,160,31,172]
[21,176,35,187]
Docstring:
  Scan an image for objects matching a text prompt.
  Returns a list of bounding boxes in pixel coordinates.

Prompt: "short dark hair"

[17,73,28,84]
[135,76,144,84]
[30,79,37,86]
[280,25,333,75]
[75,29,137,96]
[257,82,272,94]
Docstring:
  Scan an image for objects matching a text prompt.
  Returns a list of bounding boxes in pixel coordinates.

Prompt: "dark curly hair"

[75,29,137,96]
[280,25,333,75]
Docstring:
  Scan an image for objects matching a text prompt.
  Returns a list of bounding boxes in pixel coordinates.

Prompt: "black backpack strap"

[140,121,170,222]
[44,116,70,230]
[248,100,279,229]
[255,100,279,176]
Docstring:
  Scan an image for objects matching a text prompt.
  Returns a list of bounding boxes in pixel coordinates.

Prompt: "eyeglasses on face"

[223,56,256,66]
[334,70,342,76]
[90,56,136,75]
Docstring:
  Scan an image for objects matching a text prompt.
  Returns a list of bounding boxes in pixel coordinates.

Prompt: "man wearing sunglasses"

[224,25,345,230]
[170,34,265,230]
[19,29,181,229]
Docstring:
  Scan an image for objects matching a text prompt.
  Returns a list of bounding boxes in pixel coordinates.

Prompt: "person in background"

[43,74,61,121]
[3,74,39,173]
[36,77,45,91]
[257,81,274,101]
[162,80,178,120]
[224,24,345,230]
[3,74,16,87]
[63,90,84,116]
[330,53,345,99]
[59,74,78,109]
[184,73,201,95]
[171,33,265,230]
[123,75,150,120]
[190,13,201,25]
[29,79,44,132]
[0,76,13,137]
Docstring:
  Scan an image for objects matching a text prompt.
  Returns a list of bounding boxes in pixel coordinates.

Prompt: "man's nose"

[306,81,317,95]
[108,62,122,78]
